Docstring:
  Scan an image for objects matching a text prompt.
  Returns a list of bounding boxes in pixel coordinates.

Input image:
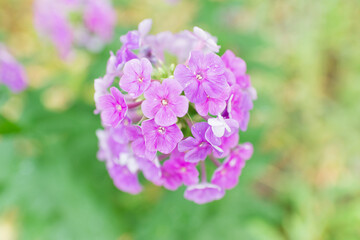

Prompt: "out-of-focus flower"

[94,19,256,204]
[184,183,225,204]
[0,44,27,93]
[211,143,253,190]
[33,0,116,58]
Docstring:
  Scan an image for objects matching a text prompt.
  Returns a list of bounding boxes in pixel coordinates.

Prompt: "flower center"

[199,142,207,148]
[116,104,122,111]
[158,127,166,134]
[221,169,227,175]
[196,74,203,80]
[161,99,168,105]
[138,76,144,83]
[180,167,187,173]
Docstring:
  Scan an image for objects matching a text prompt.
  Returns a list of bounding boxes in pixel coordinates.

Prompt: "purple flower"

[142,78,189,126]
[94,75,114,113]
[222,50,247,86]
[184,183,225,204]
[178,122,215,163]
[161,152,199,190]
[83,0,116,42]
[0,45,27,93]
[34,0,116,58]
[211,143,253,189]
[227,84,254,131]
[141,119,183,154]
[194,89,229,116]
[174,50,229,103]
[107,164,142,194]
[212,132,239,158]
[192,27,220,53]
[34,0,74,58]
[137,156,162,185]
[96,128,127,163]
[97,87,128,127]
[128,125,157,160]
[120,58,152,98]
[120,31,140,50]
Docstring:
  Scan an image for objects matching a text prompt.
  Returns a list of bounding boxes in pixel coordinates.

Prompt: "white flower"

[208,115,231,138]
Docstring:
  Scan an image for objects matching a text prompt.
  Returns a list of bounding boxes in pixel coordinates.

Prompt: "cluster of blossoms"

[94,19,257,204]
[0,44,27,93]
[34,0,116,59]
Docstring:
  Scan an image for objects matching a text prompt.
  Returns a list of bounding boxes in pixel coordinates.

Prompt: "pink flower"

[141,119,183,154]
[221,50,247,86]
[178,122,218,163]
[211,143,253,189]
[227,84,253,131]
[97,87,128,127]
[120,58,152,98]
[137,156,162,185]
[107,163,142,195]
[0,45,27,93]
[174,50,229,103]
[194,89,229,116]
[184,183,225,204]
[127,125,157,160]
[161,151,199,190]
[142,78,189,126]
[192,27,220,53]
[83,0,116,42]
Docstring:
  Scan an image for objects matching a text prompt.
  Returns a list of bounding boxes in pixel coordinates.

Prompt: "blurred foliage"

[1,0,360,239]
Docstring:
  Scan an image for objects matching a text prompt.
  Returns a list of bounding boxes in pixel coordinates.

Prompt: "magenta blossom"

[174,50,229,103]
[178,122,218,163]
[211,143,253,189]
[128,125,157,160]
[192,27,220,53]
[94,19,256,204]
[107,162,142,195]
[120,58,152,98]
[98,87,128,127]
[195,89,229,116]
[142,78,189,126]
[221,50,247,85]
[137,156,162,185]
[83,0,116,42]
[227,84,253,131]
[184,183,225,204]
[0,45,27,93]
[161,152,199,190]
[141,119,183,154]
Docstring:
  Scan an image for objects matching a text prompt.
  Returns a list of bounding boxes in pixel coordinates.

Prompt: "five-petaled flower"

[120,58,153,98]
[98,87,128,127]
[174,50,230,104]
[142,78,189,126]
[141,119,184,154]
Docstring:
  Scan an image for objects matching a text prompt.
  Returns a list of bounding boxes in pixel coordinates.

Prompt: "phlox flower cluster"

[94,19,257,204]
[33,0,116,59]
[0,44,27,93]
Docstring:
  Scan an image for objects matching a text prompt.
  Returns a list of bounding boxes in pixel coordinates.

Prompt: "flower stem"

[127,101,143,109]
[201,161,207,182]
[158,154,170,161]
[209,155,221,167]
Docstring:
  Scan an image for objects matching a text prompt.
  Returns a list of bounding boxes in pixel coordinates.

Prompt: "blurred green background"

[1,0,359,239]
